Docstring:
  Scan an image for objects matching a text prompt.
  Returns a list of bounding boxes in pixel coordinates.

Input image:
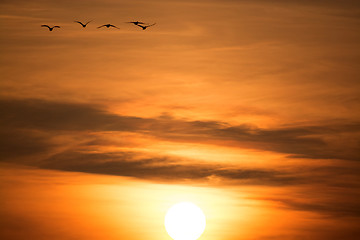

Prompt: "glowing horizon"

[1,0,360,239]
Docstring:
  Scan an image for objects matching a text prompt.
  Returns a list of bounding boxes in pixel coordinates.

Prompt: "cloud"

[39,150,298,185]
[219,0,360,8]
[1,98,359,161]
[0,98,151,132]
[36,148,360,218]
[280,198,360,218]
[258,195,360,218]
[0,128,54,161]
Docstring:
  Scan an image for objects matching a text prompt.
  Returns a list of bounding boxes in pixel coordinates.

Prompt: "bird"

[126,21,146,26]
[41,25,60,31]
[137,23,156,30]
[97,24,119,29]
[74,20,92,28]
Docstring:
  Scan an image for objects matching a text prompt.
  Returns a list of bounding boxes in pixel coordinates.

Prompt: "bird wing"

[126,21,145,25]
[97,25,106,28]
[54,26,60,28]
[85,20,92,25]
[147,23,156,27]
[75,21,86,27]
[109,24,119,29]
[41,25,50,28]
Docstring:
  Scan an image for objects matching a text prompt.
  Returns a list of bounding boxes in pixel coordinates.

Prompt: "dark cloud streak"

[1,98,359,161]
[0,128,54,161]
[40,150,298,186]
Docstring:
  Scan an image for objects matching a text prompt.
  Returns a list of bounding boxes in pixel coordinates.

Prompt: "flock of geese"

[41,20,156,31]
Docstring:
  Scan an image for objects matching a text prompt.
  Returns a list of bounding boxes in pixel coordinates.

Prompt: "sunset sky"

[1,0,360,239]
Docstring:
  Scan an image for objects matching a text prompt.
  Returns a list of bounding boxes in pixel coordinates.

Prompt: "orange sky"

[1,0,360,239]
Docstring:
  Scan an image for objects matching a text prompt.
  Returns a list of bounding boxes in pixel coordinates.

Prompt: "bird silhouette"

[137,23,156,30]
[74,20,92,28]
[41,25,60,31]
[126,21,146,26]
[97,24,119,29]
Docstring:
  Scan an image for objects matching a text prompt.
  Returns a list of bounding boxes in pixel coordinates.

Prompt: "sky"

[1,0,360,239]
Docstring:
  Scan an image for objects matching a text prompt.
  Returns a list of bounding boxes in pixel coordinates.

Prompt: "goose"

[126,21,146,26]
[137,23,156,30]
[97,24,119,29]
[41,25,60,31]
[74,20,92,28]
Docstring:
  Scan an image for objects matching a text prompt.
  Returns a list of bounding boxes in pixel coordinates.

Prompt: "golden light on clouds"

[1,0,360,239]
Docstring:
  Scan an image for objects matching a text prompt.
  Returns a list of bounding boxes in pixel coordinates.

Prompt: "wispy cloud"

[38,150,297,185]
[1,97,359,195]
[0,128,54,160]
[1,98,359,161]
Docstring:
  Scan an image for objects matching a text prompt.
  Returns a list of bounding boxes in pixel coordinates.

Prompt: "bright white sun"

[164,202,206,240]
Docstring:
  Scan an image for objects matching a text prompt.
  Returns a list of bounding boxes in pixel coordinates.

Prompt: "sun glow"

[165,202,206,240]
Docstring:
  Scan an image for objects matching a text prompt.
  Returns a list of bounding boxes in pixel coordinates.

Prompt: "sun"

[164,202,206,240]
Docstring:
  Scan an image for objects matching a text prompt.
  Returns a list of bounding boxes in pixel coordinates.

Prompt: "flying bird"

[97,24,119,29]
[41,25,60,31]
[74,20,92,28]
[126,21,146,26]
[137,23,156,30]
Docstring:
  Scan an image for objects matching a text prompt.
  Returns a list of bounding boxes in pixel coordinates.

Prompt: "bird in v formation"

[74,20,92,28]
[97,23,120,29]
[126,21,147,25]
[137,23,156,30]
[41,20,156,31]
[41,25,60,31]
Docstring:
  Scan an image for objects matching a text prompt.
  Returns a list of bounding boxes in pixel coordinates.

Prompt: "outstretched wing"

[136,24,146,30]
[54,26,60,28]
[85,20,93,25]
[97,25,106,28]
[74,21,84,26]
[126,21,146,25]
[109,24,119,29]
[147,23,156,27]
[41,25,50,29]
